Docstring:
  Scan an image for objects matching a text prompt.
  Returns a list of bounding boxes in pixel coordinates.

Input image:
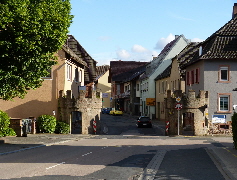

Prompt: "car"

[136,116,152,128]
[109,109,123,116]
[102,108,112,114]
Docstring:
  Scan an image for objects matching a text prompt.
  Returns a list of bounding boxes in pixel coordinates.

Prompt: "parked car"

[102,108,112,114]
[136,116,152,128]
[109,109,123,116]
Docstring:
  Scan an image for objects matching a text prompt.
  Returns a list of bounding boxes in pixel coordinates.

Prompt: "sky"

[69,0,236,66]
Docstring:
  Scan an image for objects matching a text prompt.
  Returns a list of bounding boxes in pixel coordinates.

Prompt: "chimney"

[232,3,237,19]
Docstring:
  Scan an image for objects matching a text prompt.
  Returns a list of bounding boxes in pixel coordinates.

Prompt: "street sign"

[175,103,182,110]
[176,97,181,102]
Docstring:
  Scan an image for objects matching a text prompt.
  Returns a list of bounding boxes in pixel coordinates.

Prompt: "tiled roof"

[66,35,97,84]
[177,42,200,74]
[112,65,146,82]
[184,16,237,67]
[96,65,110,80]
[141,35,190,80]
[109,61,148,82]
[156,42,200,81]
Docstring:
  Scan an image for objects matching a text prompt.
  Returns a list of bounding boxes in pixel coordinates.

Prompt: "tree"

[0,0,73,100]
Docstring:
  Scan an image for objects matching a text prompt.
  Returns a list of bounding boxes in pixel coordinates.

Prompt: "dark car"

[102,108,112,114]
[136,116,152,128]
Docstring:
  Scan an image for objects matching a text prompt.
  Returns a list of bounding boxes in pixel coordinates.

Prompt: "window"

[75,68,79,82]
[219,66,230,82]
[136,84,139,91]
[67,64,72,81]
[218,93,231,112]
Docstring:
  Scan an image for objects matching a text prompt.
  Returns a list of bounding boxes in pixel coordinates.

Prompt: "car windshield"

[139,117,150,121]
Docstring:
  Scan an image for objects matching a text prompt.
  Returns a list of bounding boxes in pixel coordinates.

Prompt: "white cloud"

[131,44,147,52]
[155,33,175,50]
[191,38,204,42]
[116,49,131,59]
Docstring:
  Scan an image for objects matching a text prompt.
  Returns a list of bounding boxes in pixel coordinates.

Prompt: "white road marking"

[46,162,65,170]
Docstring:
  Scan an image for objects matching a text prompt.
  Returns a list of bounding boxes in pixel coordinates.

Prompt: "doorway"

[182,112,194,135]
[71,111,82,134]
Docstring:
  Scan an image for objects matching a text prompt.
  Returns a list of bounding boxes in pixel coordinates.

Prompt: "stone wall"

[58,90,102,134]
[165,89,209,136]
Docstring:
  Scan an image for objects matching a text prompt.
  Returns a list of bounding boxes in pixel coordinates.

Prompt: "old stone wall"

[58,90,102,134]
[165,89,209,136]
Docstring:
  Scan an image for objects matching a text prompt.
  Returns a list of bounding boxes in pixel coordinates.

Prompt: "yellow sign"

[146,98,156,106]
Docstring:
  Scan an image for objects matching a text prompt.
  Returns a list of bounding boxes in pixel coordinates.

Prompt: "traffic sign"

[175,103,182,110]
[176,97,181,102]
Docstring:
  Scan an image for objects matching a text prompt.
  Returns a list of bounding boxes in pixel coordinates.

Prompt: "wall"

[58,90,102,134]
[165,90,209,136]
[96,70,111,108]
[0,52,65,119]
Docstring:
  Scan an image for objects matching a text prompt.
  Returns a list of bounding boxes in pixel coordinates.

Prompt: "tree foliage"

[0,0,73,100]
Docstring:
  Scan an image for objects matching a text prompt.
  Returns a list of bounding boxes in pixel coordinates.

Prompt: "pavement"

[0,120,237,179]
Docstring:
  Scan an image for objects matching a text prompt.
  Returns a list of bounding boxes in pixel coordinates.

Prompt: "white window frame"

[67,64,72,81]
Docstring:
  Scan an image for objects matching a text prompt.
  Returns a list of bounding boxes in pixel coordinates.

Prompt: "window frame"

[217,93,232,113]
[218,65,230,83]
[67,64,72,81]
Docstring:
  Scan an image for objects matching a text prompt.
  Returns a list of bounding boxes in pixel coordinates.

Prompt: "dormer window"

[199,46,202,56]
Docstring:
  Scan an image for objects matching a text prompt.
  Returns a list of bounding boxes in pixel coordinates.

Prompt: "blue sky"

[69,0,236,66]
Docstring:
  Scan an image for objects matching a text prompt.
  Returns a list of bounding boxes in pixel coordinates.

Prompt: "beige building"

[95,65,111,108]
[0,44,87,120]
[155,43,198,121]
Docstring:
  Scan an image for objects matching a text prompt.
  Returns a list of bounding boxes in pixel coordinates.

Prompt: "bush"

[37,115,56,133]
[0,110,16,137]
[55,121,70,134]
[232,112,237,149]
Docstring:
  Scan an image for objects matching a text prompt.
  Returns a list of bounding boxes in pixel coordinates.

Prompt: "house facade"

[0,44,87,119]
[140,35,190,119]
[0,35,100,134]
[95,65,111,108]
[109,61,147,111]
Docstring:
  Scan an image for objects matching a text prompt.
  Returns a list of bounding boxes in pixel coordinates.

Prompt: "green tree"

[0,0,73,100]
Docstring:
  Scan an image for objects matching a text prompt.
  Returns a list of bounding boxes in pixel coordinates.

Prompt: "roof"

[155,42,200,81]
[141,35,190,80]
[183,15,237,67]
[66,35,97,84]
[96,65,110,80]
[109,61,148,82]
[62,44,87,67]
[112,64,146,82]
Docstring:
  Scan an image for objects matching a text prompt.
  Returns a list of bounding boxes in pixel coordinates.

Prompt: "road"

[0,114,233,179]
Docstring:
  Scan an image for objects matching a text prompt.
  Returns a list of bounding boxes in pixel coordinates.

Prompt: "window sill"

[216,111,232,114]
[218,80,231,83]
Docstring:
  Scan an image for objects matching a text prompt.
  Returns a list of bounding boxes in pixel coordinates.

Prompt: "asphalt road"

[0,114,232,180]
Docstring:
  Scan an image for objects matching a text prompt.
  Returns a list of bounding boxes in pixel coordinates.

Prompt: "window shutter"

[196,68,200,83]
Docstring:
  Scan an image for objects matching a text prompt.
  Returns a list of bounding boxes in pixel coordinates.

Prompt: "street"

[0,114,234,180]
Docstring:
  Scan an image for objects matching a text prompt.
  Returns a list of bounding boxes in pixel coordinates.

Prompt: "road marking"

[138,150,166,180]
[223,147,237,158]
[101,146,108,149]
[46,162,65,170]
[82,152,92,156]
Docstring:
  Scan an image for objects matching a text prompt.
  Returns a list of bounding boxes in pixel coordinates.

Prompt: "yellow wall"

[0,49,85,119]
[97,70,111,108]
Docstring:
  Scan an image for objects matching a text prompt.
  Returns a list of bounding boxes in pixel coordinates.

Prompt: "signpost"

[175,97,182,136]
